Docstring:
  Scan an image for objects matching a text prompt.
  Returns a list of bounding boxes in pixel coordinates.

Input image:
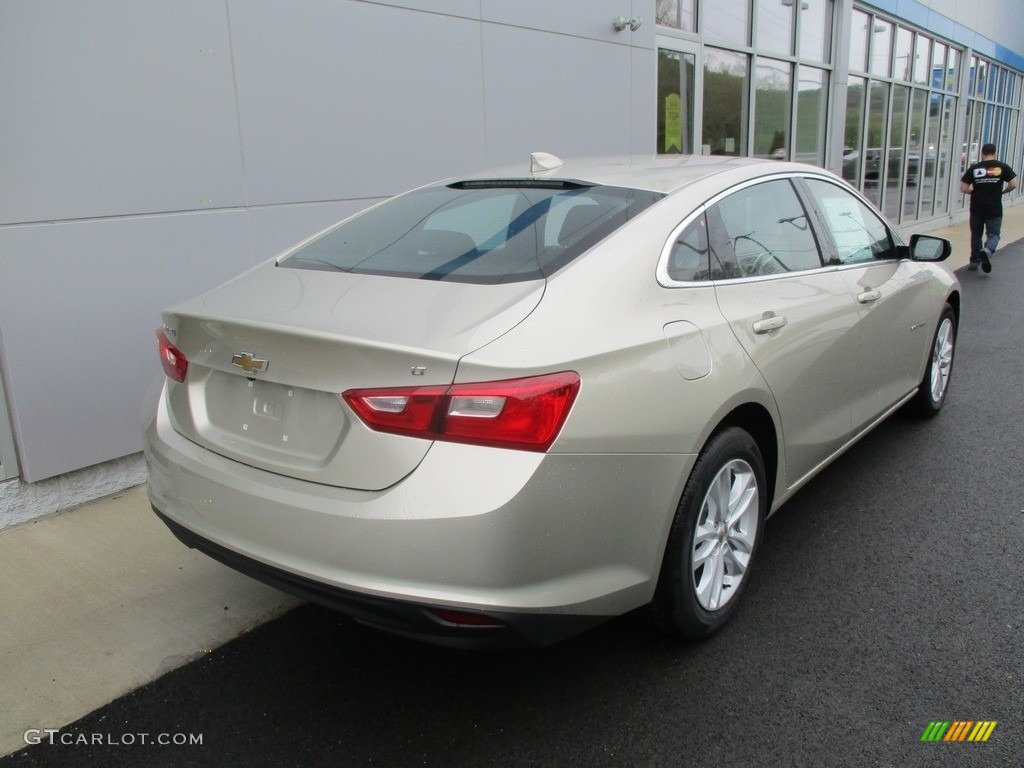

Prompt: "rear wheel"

[910,304,956,418]
[652,427,766,639]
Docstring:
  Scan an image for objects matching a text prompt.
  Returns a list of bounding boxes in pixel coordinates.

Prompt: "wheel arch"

[714,403,779,510]
[945,289,961,327]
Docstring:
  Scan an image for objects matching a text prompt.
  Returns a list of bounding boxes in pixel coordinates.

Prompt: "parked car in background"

[145,153,959,647]
[863,147,920,186]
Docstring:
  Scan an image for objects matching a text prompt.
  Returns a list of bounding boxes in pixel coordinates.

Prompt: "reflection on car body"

[145,153,959,647]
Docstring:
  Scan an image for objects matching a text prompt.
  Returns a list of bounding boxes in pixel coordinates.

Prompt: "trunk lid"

[161,262,543,490]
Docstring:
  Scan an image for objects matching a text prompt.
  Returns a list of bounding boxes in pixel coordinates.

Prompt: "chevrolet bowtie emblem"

[231,352,268,374]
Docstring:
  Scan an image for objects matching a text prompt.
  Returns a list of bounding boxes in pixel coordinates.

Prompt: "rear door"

[709,178,862,487]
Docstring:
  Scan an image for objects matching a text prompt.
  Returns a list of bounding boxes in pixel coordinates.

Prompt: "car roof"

[455,153,829,195]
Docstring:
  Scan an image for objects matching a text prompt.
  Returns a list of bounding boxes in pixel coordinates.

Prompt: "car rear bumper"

[144,382,692,646]
[153,506,606,647]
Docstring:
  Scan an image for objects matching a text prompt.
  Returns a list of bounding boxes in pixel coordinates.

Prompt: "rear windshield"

[280,181,663,283]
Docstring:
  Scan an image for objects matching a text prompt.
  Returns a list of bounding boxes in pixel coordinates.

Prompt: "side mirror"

[909,234,952,262]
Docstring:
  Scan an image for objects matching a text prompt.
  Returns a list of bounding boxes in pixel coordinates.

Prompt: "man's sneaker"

[967,261,979,271]
[980,248,992,273]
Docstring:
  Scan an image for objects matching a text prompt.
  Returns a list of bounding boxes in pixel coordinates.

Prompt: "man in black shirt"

[960,142,1018,273]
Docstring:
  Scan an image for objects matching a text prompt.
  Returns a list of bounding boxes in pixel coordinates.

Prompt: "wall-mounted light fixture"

[612,15,643,32]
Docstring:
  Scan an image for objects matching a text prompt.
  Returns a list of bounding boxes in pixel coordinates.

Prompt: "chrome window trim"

[656,172,901,289]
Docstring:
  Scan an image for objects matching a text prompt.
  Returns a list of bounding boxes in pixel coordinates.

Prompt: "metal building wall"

[0,0,650,485]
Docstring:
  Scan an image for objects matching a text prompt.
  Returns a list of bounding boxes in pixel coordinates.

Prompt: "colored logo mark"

[921,721,997,742]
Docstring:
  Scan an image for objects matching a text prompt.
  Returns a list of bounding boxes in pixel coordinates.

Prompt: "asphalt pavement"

[3,245,1023,768]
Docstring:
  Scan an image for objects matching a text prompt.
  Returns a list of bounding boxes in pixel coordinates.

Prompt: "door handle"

[857,289,882,303]
[752,315,788,334]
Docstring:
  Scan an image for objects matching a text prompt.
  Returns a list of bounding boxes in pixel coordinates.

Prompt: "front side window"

[707,179,823,277]
[804,179,895,264]
[281,183,663,284]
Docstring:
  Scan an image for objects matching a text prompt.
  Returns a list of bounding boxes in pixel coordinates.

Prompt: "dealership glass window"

[658,48,696,154]
[849,9,869,72]
[754,59,792,158]
[913,34,930,85]
[655,0,695,31]
[703,48,749,155]
[869,19,892,77]
[884,84,909,219]
[702,0,749,47]
[973,57,987,96]
[795,66,827,165]
[931,42,948,90]
[934,94,955,214]
[922,89,942,217]
[799,0,832,64]
[1007,104,1020,177]
[993,105,1007,150]
[904,88,928,220]
[755,0,792,57]
[862,80,889,207]
[948,48,960,91]
[843,76,866,186]
[894,26,913,82]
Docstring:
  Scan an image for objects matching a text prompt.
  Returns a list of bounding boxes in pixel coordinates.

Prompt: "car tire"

[652,427,767,639]
[910,304,956,418]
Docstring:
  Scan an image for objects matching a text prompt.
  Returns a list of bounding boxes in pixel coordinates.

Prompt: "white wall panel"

[0,1,247,225]
[631,46,657,155]
[482,0,632,43]
[481,24,635,164]
[365,0,481,20]
[0,212,252,481]
[228,0,488,205]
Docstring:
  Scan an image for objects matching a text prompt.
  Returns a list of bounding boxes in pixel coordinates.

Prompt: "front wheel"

[652,427,767,639]
[910,304,956,418]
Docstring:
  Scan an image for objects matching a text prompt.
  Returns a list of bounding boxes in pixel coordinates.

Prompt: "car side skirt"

[770,388,917,514]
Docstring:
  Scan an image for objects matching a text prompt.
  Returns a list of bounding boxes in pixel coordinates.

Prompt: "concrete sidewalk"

[2,202,1023,759]
[0,487,298,757]
[924,200,1024,272]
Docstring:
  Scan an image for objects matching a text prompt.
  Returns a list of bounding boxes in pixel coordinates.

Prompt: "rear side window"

[281,182,663,283]
[707,179,824,277]
[803,179,895,264]
[667,213,710,281]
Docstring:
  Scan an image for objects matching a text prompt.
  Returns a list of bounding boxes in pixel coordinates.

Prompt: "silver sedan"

[144,153,959,646]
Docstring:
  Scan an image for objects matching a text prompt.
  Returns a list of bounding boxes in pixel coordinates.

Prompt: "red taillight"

[343,371,580,452]
[156,329,188,383]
